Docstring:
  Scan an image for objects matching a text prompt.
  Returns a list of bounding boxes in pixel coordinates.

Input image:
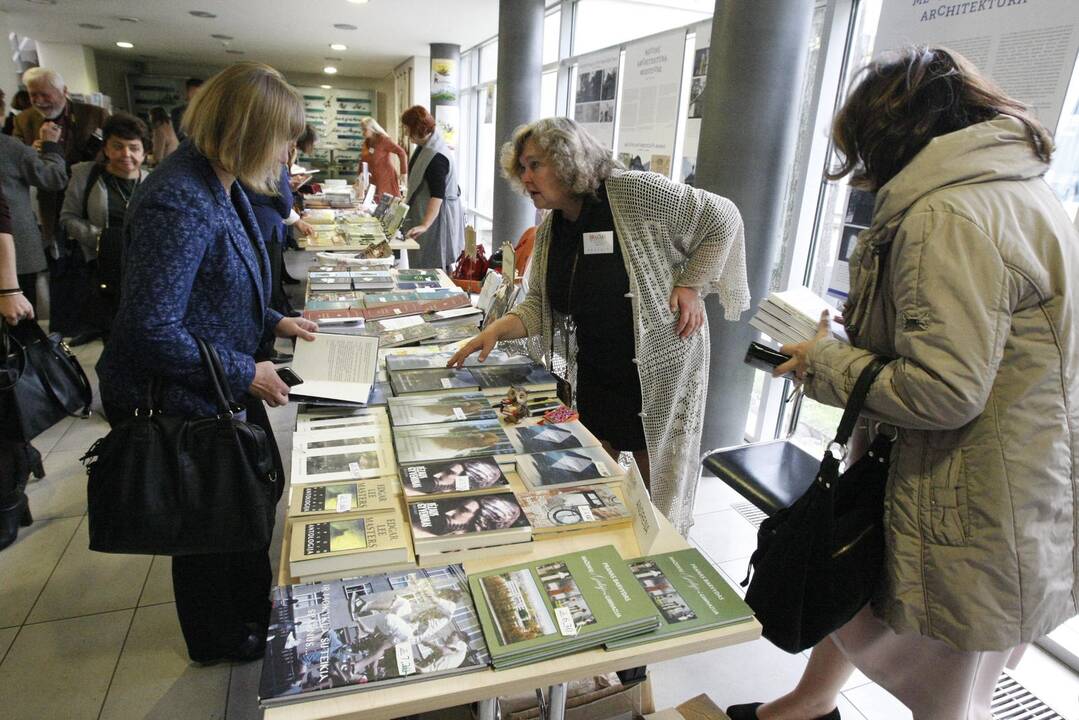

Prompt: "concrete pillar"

[34,42,99,95]
[492,0,544,246]
[429,44,460,150]
[695,1,813,449]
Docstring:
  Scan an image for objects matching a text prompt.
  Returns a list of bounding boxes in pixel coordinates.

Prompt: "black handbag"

[0,319,92,441]
[83,337,278,556]
[743,357,891,653]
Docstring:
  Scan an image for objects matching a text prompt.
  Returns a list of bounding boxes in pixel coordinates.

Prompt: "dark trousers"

[267,239,290,316]
[17,273,37,310]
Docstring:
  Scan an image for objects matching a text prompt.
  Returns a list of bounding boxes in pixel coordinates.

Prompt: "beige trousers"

[832,606,1021,720]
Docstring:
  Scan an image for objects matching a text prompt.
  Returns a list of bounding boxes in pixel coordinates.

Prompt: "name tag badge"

[583,231,614,255]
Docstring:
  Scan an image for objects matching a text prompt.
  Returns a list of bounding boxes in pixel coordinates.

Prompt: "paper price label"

[441,378,455,389]
[395,641,416,676]
[455,476,470,492]
[577,505,596,522]
[555,606,578,636]
[348,462,362,478]
[393,308,402,314]
[452,407,467,420]
[335,493,353,512]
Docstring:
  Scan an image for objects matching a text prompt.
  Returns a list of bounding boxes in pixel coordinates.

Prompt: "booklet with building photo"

[517,484,631,534]
[606,547,754,649]
[469,544,659,668]
[392,419,515,464]
[291,443,397,485]
[515,446,626,489]
[287,477,401,519]
[259,564,490,707]
[504,421,602,455]
[398,456,511,498]
[388,392,499,426]
[288,508,410,579]
[407,491,532,554]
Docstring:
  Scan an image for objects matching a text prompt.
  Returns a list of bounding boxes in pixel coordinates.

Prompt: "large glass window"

[544,8,563,65]
[572,0,710,55]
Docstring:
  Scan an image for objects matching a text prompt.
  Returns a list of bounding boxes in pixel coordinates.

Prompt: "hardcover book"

[504,421,602,455]
[517,484,631,533]
[294,406,388,432]
[287,477,401,518]
[378,323,439,348]
[361,295,471,321]
[515,447,626,489]
[407,491,532,554]
[388,392,499,426]
[392,419,515,464]
[384,350,530,373]
[259,565,489,706]
[606,548,754,649]
[290,443,397,485]
[471,364,559,395]
[288,508,410,578]
[398,456,510,498]
[389,367,480,396]
[469,544,659,668]
[293,424,395,454]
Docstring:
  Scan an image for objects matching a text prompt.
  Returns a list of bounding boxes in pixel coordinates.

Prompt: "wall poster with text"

[617,29,687,179]
[681,21,711,186]
[573,49,620,150]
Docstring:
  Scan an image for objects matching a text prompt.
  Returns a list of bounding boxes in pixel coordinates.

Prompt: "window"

[544,8,563,65]
[572,0,710,55]
[541,70,558,118]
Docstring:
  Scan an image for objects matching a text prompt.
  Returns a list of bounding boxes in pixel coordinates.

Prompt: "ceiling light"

[333,23,357,30]
[323,66,338,75]
[117,16,140,23]
[329,43,347,51]
[115,41,134,49]
[78,23,104,30]
[189,10,217,18]
[211,33,234,40]
[346,0,370,4]
[320,84,332,89]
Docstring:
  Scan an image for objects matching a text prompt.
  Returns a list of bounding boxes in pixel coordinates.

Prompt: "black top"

[409,146,449,200]
[104,173,139,229]
[0,183,10,235]
[547,184,636,380]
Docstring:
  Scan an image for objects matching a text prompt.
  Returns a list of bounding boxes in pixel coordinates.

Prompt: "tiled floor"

[2,339,1077,719]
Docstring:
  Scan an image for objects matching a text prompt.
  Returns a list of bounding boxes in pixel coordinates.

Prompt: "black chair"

[696,393,821,517]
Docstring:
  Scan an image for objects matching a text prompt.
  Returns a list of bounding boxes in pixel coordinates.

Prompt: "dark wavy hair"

[827,46,1053,190]
[102,111,150,152]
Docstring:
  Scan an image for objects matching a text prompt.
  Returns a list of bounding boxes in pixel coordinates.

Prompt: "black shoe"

[193,630,266,666]
[0,493,33,551]
[67,331,102,347]
[269,353,293,364]
[726,704,840,720]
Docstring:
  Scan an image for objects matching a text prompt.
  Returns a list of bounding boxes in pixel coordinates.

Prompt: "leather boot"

[0,493,33,551]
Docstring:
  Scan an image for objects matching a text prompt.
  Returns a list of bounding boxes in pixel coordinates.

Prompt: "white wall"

[34,42,98,94]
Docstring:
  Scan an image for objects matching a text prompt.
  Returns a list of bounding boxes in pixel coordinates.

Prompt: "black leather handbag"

[83,337,278,556]
[743,357,891,653]
[0,319,92,440]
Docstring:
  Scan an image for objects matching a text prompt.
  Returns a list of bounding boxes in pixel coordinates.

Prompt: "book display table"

[271,494,761,720]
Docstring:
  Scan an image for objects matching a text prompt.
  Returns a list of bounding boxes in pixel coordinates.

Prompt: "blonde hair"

[500,117,620,198]
[183,62,305,194]
[22,67,66,92]
[360,116,390,138]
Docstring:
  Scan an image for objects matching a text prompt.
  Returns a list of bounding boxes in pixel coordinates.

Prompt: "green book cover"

[469,544,658,664]
[606,547,754,649]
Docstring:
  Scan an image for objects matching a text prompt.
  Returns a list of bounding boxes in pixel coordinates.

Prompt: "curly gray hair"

[499,117,621,198]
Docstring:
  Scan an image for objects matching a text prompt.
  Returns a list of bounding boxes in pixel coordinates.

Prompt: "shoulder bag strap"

[193,337,237,416]
[831,357,889,448]
[0,323,27,392]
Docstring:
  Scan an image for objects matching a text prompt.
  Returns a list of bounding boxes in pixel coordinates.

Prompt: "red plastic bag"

[451,244,489,281]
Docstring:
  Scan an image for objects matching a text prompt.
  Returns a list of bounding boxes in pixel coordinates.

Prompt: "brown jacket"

[13,99,109,243]
[806,116,1079,651]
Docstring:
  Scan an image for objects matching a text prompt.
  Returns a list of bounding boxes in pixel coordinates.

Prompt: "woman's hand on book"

[275,316,318,340]
[447,328,498,368]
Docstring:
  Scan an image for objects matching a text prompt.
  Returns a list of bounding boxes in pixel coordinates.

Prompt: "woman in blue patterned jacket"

[97,63,317,665]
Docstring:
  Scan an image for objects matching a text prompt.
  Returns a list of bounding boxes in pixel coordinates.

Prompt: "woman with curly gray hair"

[449,117,749,533]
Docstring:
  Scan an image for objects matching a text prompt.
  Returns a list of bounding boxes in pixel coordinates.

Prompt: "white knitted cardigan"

[508,170,749,535]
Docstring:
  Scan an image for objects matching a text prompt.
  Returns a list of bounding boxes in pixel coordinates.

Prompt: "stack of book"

[288,505,411,580]
[468,544,660,668]
[388,363,559,398]
[388,391,499,426]
[392,418,515,464]
[517,484,632,534]
[258,565,490,707]
[750,286,840,346]
[515,446,625,489]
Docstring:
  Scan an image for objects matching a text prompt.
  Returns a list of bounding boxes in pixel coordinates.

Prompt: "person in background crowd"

[97,63,317,665]
[0,182,43,552]
[725,47,1079,720]
[0,109,67,309]
[170,77,203,141]
[449,117,749,536]
[2,90,31,136]
[400,105,464,269]
[359,116,407,198]
[149,106,179,164]
[60,113,150,344]
[13,67,109,339]
[283,123,318,260]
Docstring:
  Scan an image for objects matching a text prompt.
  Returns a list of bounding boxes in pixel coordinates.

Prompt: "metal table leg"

[546,682,568,720]
[476,697,499,720]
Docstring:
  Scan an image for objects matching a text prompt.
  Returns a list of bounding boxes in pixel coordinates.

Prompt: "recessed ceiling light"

[333,23,357,30]
[211,33,234,40]
[117,16,140,23]
[189,10,217,18]
[320,84,332,89]
[329,43,347,51]
[323,66,338,75]
[346,0,370,4]
[225,49,245,55]
[78,23,104,30]
[115,41,134,49]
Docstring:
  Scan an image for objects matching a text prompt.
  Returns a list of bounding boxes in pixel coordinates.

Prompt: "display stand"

[271,489,761,720]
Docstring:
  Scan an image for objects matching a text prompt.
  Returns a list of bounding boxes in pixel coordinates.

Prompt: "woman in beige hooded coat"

[728,47,1079,720]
